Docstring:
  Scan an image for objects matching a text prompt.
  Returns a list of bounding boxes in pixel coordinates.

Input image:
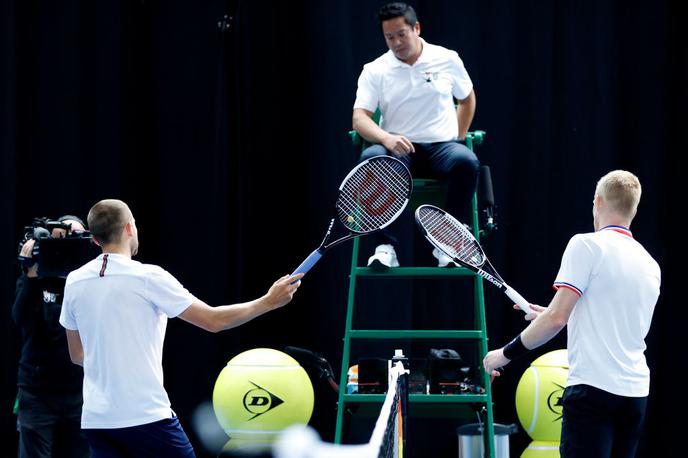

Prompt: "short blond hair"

[87,199,131,245]
[595,170,641,219]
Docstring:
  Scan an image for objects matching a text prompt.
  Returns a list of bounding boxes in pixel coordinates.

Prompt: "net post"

[399,367,408,457]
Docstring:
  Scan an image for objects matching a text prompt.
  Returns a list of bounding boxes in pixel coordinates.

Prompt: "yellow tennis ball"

[212,348,314,442]
[515,350,568,442]
[520,440,561,457]
[221,435,275,454]
[347,215,355,223]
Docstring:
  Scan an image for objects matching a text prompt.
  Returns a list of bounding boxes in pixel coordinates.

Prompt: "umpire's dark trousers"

[359,141,480,246]
[560,384,647,458]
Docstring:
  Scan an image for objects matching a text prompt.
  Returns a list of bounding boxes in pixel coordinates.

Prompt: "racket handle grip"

[503,284,534,314]
[291,249,323,279]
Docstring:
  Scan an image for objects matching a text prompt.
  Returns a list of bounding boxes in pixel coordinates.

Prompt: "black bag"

[428,348,463,394]
[357,357,388,394]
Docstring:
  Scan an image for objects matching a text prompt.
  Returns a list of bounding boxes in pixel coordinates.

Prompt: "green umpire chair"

[335,123,497,457]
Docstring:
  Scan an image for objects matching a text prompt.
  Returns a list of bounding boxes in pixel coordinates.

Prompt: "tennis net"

[369,361,408,458]
[272,361,409,458]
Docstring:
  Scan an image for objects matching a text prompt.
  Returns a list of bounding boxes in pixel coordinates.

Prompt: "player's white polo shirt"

[553,226,661,397]
[60,253,195,428]
[353,38,473,143]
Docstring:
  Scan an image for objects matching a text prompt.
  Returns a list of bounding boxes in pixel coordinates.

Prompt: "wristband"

[502,334,529,360]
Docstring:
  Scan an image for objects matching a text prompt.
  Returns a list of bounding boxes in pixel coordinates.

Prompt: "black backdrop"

[1,0,685,456]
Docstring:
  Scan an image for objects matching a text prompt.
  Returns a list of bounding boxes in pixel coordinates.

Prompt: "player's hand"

[20,239,38,278]
[20,239,35,258]
[514,303,545,321]
[382,134,415,157]
[483,348,510,378]
[263,273,304,310]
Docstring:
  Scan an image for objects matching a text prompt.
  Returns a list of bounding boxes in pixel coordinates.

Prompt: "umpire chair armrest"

[348,129,486,151]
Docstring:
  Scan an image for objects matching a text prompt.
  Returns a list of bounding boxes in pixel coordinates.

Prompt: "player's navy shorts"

[83,416,196,457]
[560,384,647,458]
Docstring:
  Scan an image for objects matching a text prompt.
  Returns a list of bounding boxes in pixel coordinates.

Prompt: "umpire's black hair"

[377,2,418,29]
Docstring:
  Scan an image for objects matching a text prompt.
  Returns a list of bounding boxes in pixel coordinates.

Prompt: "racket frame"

[415,204,533,314]
[292,156,412,276]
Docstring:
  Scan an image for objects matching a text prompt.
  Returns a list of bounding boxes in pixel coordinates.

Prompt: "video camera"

[18,217,98,278]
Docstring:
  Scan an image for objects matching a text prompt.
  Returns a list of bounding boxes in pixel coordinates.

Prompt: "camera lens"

[33,227,50,239]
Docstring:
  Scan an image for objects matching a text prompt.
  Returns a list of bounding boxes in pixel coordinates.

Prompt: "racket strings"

[338,159,411,232]
[366,159,411,198]
[345,160,410,204]
[419,208,484,267]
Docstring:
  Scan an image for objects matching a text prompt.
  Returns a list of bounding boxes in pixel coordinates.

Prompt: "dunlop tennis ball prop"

[221,435,276,454]
[521,440,560,457]
[515,349,568,441]
[213,348,314,440]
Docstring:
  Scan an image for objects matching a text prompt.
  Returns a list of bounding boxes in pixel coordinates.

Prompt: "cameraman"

[13,215,90,458]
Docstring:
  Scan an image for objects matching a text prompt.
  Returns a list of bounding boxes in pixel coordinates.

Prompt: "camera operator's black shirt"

[12,274,83,393]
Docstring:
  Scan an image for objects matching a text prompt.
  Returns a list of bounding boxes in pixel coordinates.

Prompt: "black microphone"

[480,165,495,208]
[480,166,496,231]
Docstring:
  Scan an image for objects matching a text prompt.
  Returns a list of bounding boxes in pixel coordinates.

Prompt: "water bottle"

[389,349,409,386]
[392,349,409,369]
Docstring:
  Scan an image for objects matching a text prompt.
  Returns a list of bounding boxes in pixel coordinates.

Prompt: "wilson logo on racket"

[356,169,397,216]
[476,269,502,285]
[416,204,534,314]
[291,156,412,278]
[430,224,465,252]
[242,381,284,420]
[429,223,482,265]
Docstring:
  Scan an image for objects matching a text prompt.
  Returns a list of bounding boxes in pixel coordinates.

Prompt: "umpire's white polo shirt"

[60,253,195,428]
[354,38,473,143]
[553,226,661,397]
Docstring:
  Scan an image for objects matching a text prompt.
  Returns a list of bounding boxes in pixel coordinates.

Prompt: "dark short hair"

[58,214,86,230]
[87,200,130,245]
[378,2,418,28]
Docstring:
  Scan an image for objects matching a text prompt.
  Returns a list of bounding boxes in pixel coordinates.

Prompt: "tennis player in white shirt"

[60,199,303,457]
[484,170,661,457]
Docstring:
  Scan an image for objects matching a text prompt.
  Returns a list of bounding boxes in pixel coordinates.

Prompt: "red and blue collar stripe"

[99,254,109,277]
[600,225,633,238]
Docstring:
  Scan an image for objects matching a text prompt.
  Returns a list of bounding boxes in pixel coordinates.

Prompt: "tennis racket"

[291,156,413,277]
[415,204,533,314]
